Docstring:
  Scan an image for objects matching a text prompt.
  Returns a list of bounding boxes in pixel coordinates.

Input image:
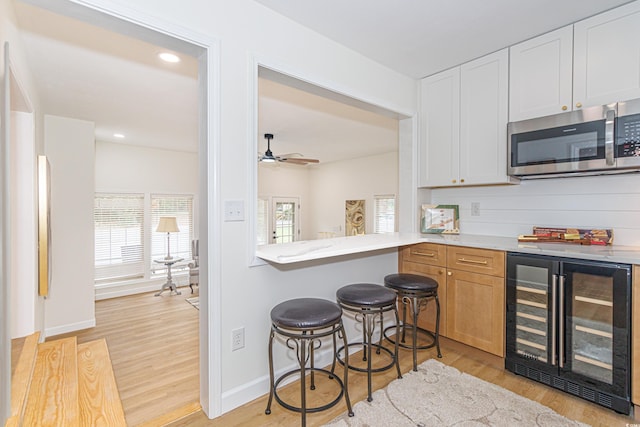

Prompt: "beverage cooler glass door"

[506,254,557,372]
[561,261,630,398]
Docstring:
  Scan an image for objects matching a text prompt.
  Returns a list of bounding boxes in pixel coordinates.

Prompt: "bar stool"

[336,283,402,402]
[383,273,442,371]
[265,298,354,426]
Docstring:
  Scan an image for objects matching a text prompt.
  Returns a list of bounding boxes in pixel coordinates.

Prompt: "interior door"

[271,197,299,244]
[1,41,11,424]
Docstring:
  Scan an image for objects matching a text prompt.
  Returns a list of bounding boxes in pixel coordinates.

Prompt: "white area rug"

[324,359,589,427]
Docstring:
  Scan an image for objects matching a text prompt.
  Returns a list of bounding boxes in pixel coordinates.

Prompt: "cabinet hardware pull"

[414,251,435,257]
[447,271,452,276]
[576,102,582,108]
[452,179,456,183]
[458,258,488,265]
[561,105,568,111]
[460,179,465,183]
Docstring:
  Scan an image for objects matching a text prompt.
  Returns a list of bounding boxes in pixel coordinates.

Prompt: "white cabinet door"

[574,1,640,108]
[419,67,460,187]
[509,25,573,121]
[460,49,510,186]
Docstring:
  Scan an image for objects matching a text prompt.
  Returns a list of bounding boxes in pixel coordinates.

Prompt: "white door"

[271,197,299,244]
[574,1,640,108]
[509,25,573,121]
[419,67,460,187]
[459,48,509,186]
[1,41,11,424]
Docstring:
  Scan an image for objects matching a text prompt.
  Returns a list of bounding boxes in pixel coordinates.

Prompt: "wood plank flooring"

[47,289,199,426]
[13,290,636,426]
[169,337,634,427]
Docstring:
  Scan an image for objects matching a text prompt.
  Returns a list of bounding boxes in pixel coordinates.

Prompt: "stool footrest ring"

[383,324,438,350]
[336,343,397,374]
[272,367,345,414]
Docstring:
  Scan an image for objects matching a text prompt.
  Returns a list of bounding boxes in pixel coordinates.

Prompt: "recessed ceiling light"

[158,52,180,63]
[114,133,125,139]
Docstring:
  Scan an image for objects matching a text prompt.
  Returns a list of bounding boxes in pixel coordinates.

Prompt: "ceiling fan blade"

[283,157,319,163]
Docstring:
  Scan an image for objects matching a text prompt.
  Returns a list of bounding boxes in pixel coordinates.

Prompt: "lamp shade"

[156,216,180,233]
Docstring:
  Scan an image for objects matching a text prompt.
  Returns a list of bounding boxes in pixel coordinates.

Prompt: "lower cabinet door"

[446,269,505,356]
[401,261,447,337]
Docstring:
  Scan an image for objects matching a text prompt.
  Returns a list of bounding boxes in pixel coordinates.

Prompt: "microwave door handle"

[605,109,615,166]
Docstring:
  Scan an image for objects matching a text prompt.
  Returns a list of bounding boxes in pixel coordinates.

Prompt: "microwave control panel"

[617,114,640,157]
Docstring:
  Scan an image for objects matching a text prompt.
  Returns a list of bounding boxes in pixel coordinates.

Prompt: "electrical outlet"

[471,202,480,216]
[231,327,245,351]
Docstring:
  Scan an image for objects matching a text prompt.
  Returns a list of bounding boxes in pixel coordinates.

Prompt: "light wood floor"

[46,288,200,426]
[169,337,634,427]
[13,293,636,427]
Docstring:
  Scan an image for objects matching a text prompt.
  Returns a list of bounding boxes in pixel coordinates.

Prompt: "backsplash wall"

[429,173,640,246]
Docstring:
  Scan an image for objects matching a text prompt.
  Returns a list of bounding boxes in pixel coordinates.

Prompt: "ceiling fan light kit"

[259,133,319,165]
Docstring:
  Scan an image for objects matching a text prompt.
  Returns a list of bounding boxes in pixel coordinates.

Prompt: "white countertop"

[256,232,640,265]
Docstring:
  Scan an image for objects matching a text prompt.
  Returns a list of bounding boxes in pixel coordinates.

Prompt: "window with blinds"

[374,194,396,234]
[94,193,145,281]
[151,194,194,269]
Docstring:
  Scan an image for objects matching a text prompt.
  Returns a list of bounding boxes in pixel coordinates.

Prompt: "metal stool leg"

[300,335,307,427]
[411,296,419,371]
[392,306,402,379]
[434,294,442,358]
[339,321,354,417]
[265,329,275,415]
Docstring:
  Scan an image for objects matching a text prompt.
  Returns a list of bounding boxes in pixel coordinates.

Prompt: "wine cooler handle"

[551,274,557,366]
[559,275,565,368]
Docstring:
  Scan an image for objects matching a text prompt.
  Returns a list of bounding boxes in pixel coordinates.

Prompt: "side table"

[154,257,184,296]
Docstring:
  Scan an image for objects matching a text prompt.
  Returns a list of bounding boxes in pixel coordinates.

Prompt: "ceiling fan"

[259,133,320,165]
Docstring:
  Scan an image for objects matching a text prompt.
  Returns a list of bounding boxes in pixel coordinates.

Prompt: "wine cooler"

[505,252,631,414]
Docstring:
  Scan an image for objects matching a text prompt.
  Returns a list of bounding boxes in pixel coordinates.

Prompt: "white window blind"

[151,194,194,268]
[257,197,269,245]
[374,194,396,234]
[94,193,145,281]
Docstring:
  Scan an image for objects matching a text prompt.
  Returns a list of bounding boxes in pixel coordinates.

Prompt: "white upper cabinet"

[509,26,573,121]
[419,67,460,187]
[573,1,640,108]
[460,49,511,186]
[420,49,513,187]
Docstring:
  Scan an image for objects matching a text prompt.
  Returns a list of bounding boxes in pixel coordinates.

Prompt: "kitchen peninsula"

[257,232,640,265]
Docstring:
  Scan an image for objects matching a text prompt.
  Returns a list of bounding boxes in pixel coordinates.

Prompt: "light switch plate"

[224,200,244,221]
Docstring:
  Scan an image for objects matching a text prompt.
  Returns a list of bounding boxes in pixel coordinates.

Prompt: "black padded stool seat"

[336,283,397,308]
[384,273,438,293]
[271,297,342,329]
[336,284,402,402]
[265,298,353,427]
[384,273,442,371]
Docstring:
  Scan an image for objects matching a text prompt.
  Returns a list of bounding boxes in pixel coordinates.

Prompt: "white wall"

[94,141,198,298]
[95,141,198,194]
[430,173,640,246]
[10,111,38,339]
[25,0,418,418]
[43,115,95,336]
[308,151,399,237]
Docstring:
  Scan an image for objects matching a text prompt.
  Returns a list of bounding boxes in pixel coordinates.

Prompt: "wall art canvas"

[421,204,459,234]
[345,199,365,236]
[37,155,51,296]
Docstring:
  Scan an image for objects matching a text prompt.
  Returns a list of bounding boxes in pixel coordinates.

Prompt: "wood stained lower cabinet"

[446,269,505,356]
[399,243,506,357]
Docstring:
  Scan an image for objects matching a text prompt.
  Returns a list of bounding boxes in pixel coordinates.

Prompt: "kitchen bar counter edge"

[256,232,640,265]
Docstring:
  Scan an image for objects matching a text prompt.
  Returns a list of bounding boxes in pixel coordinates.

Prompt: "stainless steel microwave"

[507,98,640,178]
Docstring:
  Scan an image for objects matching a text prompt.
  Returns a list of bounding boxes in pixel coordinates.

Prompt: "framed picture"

[421,204,459,234]
[345,199,365,236]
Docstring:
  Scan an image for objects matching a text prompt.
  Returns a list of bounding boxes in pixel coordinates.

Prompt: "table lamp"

[156,216,180,259]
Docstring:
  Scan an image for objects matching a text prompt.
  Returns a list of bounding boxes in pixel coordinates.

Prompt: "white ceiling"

[254,0,634,79]
[12,0,636,161]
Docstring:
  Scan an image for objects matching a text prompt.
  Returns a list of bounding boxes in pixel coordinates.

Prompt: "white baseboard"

[45,318,96,338]
[95,275,191,300]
